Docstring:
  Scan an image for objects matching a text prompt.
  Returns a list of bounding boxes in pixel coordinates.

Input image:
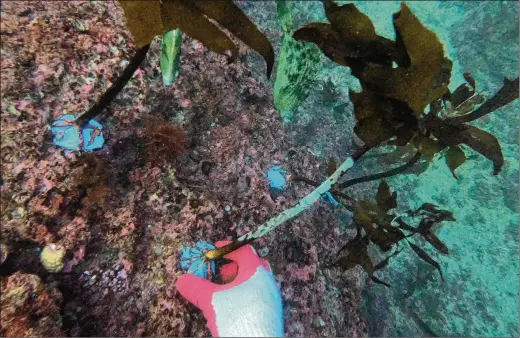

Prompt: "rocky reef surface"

[1,1,517,337]
[1,1,365,336]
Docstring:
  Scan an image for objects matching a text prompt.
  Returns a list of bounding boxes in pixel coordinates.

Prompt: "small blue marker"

[51,114,105,151]
[324,191,339,206]
[266,166,287,190]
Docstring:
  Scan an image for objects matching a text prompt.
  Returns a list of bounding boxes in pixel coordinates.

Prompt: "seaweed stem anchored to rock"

[57,0,277,141]
[75,43,151,127]
[203,0,518,285]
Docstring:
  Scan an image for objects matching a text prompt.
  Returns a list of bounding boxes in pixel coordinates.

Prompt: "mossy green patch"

[273,1,322,120]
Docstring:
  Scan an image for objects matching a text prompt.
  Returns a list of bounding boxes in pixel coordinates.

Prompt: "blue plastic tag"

[51,114,104,151]
[266,166,287,190]
[51,114,81,150]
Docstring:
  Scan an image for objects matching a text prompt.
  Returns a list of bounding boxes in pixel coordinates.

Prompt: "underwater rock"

[1,272,64,337]
[451,1,519,92]
[0,243,8,264]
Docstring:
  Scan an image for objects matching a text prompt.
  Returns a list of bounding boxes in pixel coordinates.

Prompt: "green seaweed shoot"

[160,29,183,86]
[273,1,323,120]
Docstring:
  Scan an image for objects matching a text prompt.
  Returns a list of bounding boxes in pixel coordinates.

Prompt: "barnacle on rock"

[40,243,66,273]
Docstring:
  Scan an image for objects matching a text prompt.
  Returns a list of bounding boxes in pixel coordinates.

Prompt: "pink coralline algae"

[1,272,64,337]
[0,1,368,337]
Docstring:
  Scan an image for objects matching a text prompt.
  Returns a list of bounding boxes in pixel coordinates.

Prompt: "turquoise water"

[246,1,519,336]
[341,2,518,337]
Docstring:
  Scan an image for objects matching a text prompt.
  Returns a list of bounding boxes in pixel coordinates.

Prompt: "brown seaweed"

[141,116,189,166]
[446,77,519,124]
[408,241,444,281]
[361,3,451,115]
[335,235,394,288]
[445,146,466,179]
[422,232,449,255]
[376,180,397,212]
[374,249,401,271]
[119,0,274,78]
[294,0,518,177]
[332,181,452,285]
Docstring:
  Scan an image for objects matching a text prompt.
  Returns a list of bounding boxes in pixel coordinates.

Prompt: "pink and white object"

[176,241,284,337]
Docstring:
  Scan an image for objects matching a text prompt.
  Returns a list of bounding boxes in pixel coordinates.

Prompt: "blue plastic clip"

[51,114,104,151]
[180,241,216,279]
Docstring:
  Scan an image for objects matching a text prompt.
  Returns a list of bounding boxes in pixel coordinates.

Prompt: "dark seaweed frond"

[294,1,519,178]
[328,181,453,286]
[119,0,274,78]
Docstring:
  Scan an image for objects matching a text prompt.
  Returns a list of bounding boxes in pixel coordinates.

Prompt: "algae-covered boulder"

[1,272,64,337]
